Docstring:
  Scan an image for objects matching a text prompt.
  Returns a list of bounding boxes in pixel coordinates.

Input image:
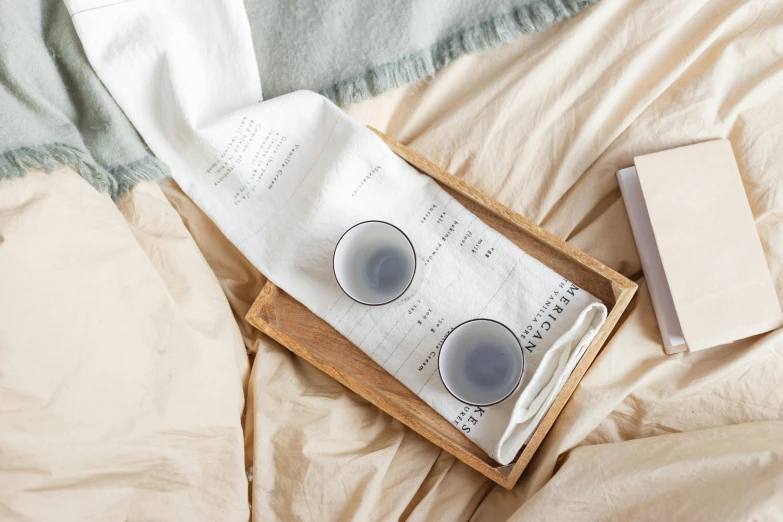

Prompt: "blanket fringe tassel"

[0,142,169,199]
[320,0,599,107]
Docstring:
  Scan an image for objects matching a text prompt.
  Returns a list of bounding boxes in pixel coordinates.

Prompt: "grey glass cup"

[333,221,417,306]
[438,319,525,407]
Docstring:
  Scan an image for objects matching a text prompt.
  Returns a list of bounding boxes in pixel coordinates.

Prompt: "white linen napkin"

[66,0,606,464]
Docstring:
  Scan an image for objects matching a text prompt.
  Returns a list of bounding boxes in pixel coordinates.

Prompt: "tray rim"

[245,128,637,489]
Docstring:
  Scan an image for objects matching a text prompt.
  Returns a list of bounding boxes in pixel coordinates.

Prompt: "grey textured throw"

[246,0,598,106]
[1,0,595,194]
[0,0,168,198]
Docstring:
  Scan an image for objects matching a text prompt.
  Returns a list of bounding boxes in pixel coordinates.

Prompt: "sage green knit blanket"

[0,0,169,199]
[1,0,597,197]
[247,0,599,106]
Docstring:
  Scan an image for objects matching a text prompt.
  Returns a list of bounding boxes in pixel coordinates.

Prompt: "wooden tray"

[246,128,637,489]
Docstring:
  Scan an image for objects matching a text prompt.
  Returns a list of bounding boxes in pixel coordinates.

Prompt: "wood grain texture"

[245,130,637,489]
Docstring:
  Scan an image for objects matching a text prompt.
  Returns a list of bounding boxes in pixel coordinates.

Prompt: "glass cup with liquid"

[438,319,525,406]
[333,220,417,306]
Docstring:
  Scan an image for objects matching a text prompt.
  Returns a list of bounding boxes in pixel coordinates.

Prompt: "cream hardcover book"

[618,140,782,354]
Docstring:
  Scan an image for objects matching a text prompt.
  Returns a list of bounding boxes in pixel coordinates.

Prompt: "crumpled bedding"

[0,167,250,520]
[2,0,783,520]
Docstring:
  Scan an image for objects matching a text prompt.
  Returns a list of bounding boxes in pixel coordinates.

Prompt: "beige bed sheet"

[0,167,251,520]
[3,0,783,520]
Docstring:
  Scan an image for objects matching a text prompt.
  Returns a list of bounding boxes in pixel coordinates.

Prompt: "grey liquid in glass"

[363,247,413,297]
[459,341,519,400]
